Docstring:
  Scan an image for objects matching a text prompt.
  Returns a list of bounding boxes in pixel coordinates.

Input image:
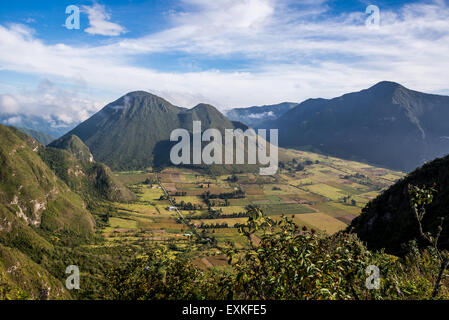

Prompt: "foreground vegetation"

[105,208,449,300]
[2,178,448,300]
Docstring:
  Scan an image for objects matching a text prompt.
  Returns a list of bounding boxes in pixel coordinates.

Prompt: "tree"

[408,184,449,298]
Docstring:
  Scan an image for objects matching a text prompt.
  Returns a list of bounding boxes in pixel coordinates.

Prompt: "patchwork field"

[101,149,404,268]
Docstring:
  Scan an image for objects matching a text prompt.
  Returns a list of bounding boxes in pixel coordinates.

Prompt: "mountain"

[0,114,76,139]
[61,91,254,172]
[45,135,136,203]
[49,134,93,162]
[0,124,94,298]
[17,127,54,145]
[263,81,449,172]
[350,153,449,255]
[226,102,298,128]
[0,125,95,238]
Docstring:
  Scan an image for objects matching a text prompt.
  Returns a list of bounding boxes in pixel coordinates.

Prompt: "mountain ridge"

[0,124,96,298]
[262,81,449,172]
[46,134,136,203]
[350,152,449,254]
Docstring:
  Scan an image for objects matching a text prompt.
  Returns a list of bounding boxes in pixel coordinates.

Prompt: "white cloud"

[0,79,103,126]
[248,111,274,119]
[148,89,221,108]
[0,0,448,115]
[174,0,275,29]
[82,3,126,36]
[0,94,20,114]
[3,116,21,125]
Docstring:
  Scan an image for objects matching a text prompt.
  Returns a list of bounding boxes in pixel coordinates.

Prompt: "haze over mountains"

[0,114,77,139]
[225,102,298,128]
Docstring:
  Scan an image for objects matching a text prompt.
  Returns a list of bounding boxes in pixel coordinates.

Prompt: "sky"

[0,0,448,129]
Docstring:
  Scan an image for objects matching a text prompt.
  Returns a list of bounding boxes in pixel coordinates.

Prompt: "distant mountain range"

[0,114,77,139]
[261,81,449,172]
[225,102,298,128]
[6,81,449,173]
[17,127,55,145]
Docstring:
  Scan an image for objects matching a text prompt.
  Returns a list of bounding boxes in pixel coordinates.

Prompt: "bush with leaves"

[227,208,448,300]
[0,275,28,300]
[105,246,233,300]
[225,209,374,299]
[102,206,449,300]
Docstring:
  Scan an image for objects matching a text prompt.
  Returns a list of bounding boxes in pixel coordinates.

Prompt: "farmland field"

[98,148,404,268]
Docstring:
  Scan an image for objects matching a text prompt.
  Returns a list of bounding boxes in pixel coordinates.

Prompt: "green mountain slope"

[62,92,185,170]
[48,135,93,162]
[350,153,449,254]
[0,243,71,299]
[264,81,449,172]
[0,124,95,298]
[17,127,55,145]
[0,124,94,238]
[45,135,136,203]
[62,92,259,172]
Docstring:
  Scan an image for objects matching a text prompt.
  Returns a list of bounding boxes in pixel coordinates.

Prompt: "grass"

[259,203,315,215]
[294,213,348,235]
[219,206,247,214]
[171,195,204,205]
[305,183,346,200]
[312,202,360,217]
[107,217,138,229]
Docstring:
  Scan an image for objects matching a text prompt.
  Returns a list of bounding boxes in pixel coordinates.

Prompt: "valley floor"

[100,149,404,269]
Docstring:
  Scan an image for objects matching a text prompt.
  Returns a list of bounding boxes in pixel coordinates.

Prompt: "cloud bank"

[0,0,448,123]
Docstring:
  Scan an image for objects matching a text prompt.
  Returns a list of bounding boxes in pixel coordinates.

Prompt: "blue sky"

[0,0,448,127]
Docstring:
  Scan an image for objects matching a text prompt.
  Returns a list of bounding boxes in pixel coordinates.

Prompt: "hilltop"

[45,135,136,203]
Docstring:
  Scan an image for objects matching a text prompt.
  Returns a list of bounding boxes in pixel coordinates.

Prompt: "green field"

[101,149,404,268]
